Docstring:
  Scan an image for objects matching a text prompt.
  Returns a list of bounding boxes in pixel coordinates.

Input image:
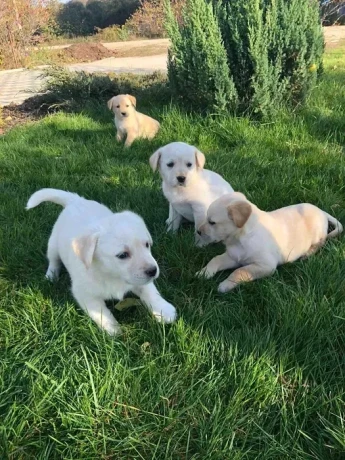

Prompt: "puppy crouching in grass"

[149,142,234,246]
[26,188,176,335]
[197,192,343,293]
[107,94,160,148]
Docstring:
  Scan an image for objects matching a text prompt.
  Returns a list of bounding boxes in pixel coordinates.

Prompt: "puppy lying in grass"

[26,188,176,335]
[197,192,343,293]
[149,142,234,246]
[107,94,160,148]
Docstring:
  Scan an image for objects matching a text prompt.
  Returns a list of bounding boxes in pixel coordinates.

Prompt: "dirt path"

[323,25,345,48]
[68,54,167,74]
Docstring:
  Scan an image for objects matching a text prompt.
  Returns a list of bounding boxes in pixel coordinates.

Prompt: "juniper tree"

[166,0,324,117]
[165,0,238,113]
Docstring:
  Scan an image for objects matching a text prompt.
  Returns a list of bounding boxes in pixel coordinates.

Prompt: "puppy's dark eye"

[208,220,216,225]
[117,251,130,259]
[126,104,129,107]
[187,162,192,167]
[116,105,120,108]
[145,242,150,248]
[167,162,174,168]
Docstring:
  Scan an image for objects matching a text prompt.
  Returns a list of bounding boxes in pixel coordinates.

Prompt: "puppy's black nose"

[177,176,186,184]
[145,266,157,278]
[121,112,126,116]
[197,230,201,235]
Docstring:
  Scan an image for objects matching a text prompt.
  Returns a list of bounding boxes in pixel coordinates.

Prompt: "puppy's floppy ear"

[149,149,161,172]
[127,94,136,108]
[195,149,206,169]
[72,232,99,269]
[227,201,252,228]
[107,96,115,111]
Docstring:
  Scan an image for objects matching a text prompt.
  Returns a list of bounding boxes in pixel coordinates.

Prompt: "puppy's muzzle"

[197,223,207,236]
[121,112,127,117]
[177,176,186,185]
[145,266,158,278]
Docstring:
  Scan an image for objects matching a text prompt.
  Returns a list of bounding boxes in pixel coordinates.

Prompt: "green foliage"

[166,0,324,117]
[34,67,169,111]
[96,24,130,41]
[57,1,94,36]
[165,0,238,113]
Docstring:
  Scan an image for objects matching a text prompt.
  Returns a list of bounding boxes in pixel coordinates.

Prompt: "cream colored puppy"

[26,188,176,335]
[149,142,234,246]
[107,94,160,148]
[197,192,343,292]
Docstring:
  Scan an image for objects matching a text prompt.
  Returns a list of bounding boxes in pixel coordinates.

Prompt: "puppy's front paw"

[195,232,211,247]
[116,133,122,142]
[218,280,237,293]
[102,320,123,336]
[152,300,177,324]
[195,266,213,279]
[195,236,208,247]
[124,139,134,148]
[45,269,59,282]
[166,220,176,233]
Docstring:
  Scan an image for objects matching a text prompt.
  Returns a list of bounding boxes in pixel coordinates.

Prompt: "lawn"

[0,45,345,459]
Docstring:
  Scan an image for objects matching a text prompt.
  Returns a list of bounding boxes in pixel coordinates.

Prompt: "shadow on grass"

[300,69,345,146]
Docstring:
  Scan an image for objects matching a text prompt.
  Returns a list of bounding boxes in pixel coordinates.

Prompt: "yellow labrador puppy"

[197,192,343,292]
[26,188,176,335]
[149,142,234,246]
[107,94,160,148]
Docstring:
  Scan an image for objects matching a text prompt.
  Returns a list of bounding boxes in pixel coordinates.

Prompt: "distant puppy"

[107,94,160,148]
[197,192,343,292]
[149,142,234,245]
[26,189,176,335]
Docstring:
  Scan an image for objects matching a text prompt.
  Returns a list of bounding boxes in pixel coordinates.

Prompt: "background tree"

[56,0,140,37]
[125,0,184,38]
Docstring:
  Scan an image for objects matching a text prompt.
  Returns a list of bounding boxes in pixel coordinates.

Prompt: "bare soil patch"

[26,43,117,69]
[63,43,116,62]
[0,101,42,135]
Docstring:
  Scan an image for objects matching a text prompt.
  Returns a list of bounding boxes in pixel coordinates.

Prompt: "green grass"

[1,46,345,459]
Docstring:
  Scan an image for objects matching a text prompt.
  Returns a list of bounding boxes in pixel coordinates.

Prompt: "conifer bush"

[166,0,324,117]
[165,0,238,113]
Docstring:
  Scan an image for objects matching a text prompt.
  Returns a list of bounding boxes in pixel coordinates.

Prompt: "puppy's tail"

[26,188,79,210]
[325,212,343,238]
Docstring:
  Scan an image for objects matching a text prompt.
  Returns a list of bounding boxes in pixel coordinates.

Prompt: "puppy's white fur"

[108,94,160,148]
[149,142,234,245]
[197,192,343,292]
[26,189,176,335]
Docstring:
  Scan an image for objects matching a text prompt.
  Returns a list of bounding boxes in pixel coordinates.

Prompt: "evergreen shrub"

[166,0,324,117]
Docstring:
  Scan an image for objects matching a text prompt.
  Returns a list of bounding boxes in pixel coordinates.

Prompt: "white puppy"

[26,189,176,335]
[107,94,160,148]
[149,142,234,245]
[197,192,343,292]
